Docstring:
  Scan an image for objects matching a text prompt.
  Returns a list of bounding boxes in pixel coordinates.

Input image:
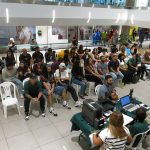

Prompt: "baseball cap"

[59,63,66,69]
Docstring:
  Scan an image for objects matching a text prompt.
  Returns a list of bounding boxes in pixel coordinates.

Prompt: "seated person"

[99,48,109,61]
[93,111,132,149]
[17,61,31,82]
[5,50,16,66]
[55,63,82,108]
[97,56,109,79]
[19,48,32,68]
[32,46,44,64]
[45,48,55,63]
[24,73,45,120]
[127,53,147,81]
[71,59,88,99]
[108,53,124,82]
[118,53,132,84]
[129,107,149,137]
[2,62,23,97]
[81,49,91,64]
[33,59,47,76]
[45,64,70,110]
[85,57,102,87]
[98,75,118,102]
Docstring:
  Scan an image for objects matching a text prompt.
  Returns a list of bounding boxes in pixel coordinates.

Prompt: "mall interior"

[0,0,150,150]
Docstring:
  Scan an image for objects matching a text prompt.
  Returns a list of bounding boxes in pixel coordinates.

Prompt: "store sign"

[136,0,148,7]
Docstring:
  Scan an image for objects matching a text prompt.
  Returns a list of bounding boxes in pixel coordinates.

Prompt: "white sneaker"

[75,101,82,107]
[49,108,58,116]
[41,112,45,117]
[63,103,71,109]
[25,115,29,120]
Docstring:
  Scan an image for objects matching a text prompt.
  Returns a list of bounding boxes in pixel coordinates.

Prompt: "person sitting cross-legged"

[24,73,45,120]
[54,63,82,108]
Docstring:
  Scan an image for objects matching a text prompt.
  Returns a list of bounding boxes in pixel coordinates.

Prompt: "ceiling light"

[87,12,91,24]
[6,8,9,24]
[52,9,55,24]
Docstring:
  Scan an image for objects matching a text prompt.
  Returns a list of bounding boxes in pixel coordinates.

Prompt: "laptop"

[120,95,139,112]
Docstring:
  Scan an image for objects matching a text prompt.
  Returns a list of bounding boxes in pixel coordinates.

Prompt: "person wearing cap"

[19,48,32,69]
[32,46,44,64]
[108,53,124,83]
[55,63,82,108]
[24,73,45,120]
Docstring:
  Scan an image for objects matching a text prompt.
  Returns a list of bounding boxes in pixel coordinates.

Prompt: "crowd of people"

[0,40,150,149]
[0,42,150,120]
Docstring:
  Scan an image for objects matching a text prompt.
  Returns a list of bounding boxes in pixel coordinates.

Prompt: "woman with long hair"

[85,57,102,86]
[93,111,132,150]
[71,59,88,99]
[5,50,16,66]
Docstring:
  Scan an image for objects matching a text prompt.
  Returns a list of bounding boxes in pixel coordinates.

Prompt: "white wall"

[35,26,68,44]
[0,3,149,28]
[36,26,48,44]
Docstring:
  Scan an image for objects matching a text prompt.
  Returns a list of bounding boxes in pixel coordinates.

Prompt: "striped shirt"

[99,126,130,150]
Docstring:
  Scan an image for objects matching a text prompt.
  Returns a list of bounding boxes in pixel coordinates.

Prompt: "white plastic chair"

[0,82,21,118]
[95,84,102,96]
[125,132,146,150]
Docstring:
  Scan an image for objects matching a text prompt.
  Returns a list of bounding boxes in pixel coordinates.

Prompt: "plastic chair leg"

[3,106,7,119]
[16,103,21,116]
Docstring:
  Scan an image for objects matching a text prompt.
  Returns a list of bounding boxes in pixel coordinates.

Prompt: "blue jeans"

[11,77,23,95]
[72,77,87,95]
[109,72,124,81]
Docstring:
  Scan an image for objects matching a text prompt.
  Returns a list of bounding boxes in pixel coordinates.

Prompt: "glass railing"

[0,0,127,8]
[0,40,96,54]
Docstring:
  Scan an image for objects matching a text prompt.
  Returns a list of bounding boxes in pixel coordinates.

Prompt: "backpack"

[132,74,139,84]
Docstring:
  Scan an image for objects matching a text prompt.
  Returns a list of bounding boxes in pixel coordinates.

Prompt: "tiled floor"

[0,79,150,150]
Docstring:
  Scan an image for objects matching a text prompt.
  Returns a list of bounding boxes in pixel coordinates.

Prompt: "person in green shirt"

[127,53,146,80]
[24,73,45,120]
[129,107,149,137]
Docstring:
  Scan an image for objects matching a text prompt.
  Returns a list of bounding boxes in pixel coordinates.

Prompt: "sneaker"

[25,115,29,120]
[75,101,82,107]
[41,112,45,117]
[63,103,71,109]
[49,109,58,117]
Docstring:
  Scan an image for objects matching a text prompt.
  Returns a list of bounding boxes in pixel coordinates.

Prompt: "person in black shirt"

[19,48,32,68]
[5,50,16,66]
[71,60,88,99]
[32,46,44,64]
[108,53,124,82]
[45,48,55,63]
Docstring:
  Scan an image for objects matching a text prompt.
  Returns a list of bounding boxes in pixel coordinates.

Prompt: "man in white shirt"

[54,63,82,108]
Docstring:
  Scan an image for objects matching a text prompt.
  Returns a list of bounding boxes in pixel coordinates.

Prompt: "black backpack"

[132,74,139,84]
